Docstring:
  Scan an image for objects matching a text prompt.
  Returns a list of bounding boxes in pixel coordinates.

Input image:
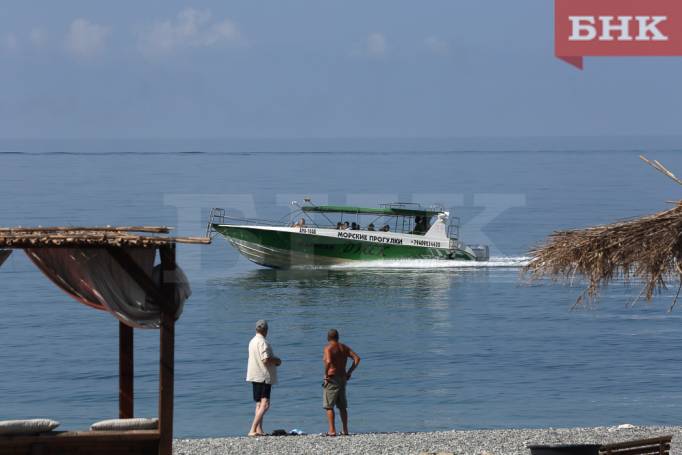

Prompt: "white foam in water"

[329,256,530,269]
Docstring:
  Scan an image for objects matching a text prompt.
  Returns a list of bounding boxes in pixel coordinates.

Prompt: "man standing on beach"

[246,320,281,436]
[323,328,361,436]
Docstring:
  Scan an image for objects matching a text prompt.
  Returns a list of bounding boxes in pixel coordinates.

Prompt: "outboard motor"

[469,245,490,262]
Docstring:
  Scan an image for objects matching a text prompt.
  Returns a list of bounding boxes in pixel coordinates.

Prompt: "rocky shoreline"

[174,425,682,455]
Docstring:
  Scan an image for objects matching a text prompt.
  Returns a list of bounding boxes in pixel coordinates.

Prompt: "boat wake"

[327,256,529,270]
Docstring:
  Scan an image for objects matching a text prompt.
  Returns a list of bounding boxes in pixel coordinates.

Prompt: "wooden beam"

[119,321,134,419]
[168,236,212,245]
[0,226,171,233]
[0,233,210,249]
[158,311,174,455]
[158,245,176,455]
[0,430,161,455]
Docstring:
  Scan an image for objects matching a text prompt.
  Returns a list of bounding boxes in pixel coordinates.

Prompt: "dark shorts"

[251,382,272,402]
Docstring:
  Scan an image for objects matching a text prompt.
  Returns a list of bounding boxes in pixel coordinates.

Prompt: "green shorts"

[323,376,347,409]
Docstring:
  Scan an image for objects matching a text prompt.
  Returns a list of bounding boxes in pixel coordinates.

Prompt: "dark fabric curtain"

[24,248,190,328]
[25,248,108,311]
[0,250,11,269]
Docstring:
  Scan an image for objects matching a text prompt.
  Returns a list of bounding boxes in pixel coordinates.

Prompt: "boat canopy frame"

[301,204,443,218]
[299,203,453,236]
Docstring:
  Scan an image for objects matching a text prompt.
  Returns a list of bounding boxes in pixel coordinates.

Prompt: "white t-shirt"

[246,333,278,385]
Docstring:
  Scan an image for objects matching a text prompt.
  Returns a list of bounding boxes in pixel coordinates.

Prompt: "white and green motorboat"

[207,201,489,268]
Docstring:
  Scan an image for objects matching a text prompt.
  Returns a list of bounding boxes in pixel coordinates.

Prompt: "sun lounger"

[0,430,160,455]
[599,435,672,455]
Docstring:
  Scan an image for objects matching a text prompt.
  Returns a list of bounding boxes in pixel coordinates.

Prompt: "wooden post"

[158,245,176,455]
[119,321,134,419]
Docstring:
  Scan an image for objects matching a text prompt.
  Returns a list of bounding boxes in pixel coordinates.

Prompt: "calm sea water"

[1,140,682,437]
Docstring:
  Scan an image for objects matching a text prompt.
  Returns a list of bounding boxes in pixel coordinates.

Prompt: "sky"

[1,1,682,138]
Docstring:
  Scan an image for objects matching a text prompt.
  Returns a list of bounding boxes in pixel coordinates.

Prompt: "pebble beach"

[174,425,682,455]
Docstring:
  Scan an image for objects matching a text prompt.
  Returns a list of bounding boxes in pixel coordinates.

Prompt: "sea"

[1,138,682,437]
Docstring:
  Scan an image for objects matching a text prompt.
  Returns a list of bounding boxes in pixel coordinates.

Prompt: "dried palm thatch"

[0,226,211,248]
[525,156,682,309]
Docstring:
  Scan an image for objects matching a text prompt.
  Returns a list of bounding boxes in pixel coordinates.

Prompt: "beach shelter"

[525,156,682,308]
[0,226,209,455]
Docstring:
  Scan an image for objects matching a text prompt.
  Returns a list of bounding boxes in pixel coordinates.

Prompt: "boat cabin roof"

[301,205,442,218]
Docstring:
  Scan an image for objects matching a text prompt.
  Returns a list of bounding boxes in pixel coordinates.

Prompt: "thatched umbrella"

[525,156,682,309]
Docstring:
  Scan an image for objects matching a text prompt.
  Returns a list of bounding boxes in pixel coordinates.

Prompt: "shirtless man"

[322,329,361,436]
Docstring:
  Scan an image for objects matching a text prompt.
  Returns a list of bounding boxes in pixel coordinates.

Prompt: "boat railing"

[206,208,224,237]
[448,216,460,240]
[449,238,464,251]
[206,208,285,238]
[379,202,422,210]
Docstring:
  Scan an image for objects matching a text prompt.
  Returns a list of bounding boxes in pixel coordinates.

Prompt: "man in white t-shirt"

[246,319,281,436]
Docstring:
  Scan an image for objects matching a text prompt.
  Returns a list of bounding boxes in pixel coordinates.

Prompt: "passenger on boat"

[367,223,375,231]
[412,216,428,234]
[343,222,350,230]
[292,218,306,228]
[381,224,390,232]
[351,222,359,230]
[336,222,343,230]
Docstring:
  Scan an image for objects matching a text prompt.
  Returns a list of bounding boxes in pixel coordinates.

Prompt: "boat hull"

[213,224,475,268]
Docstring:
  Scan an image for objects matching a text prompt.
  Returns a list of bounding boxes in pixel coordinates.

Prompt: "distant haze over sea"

[1,135,681,155]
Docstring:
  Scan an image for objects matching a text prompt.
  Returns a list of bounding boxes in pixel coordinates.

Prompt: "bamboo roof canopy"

[0,226,210,248]
[525,156,682,308]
